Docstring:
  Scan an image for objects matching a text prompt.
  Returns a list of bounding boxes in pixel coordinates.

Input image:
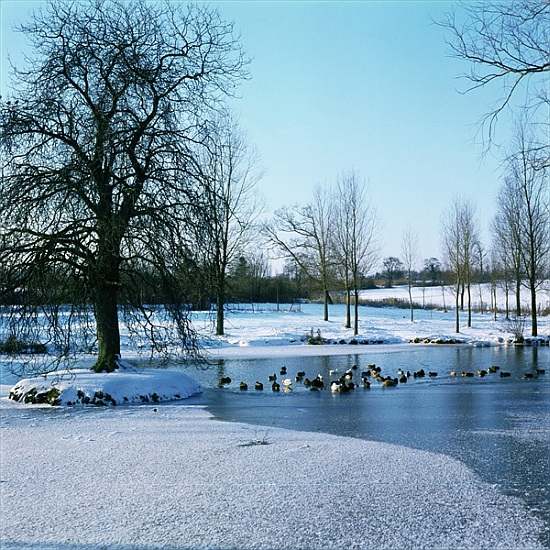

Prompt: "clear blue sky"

[1,0,520,268]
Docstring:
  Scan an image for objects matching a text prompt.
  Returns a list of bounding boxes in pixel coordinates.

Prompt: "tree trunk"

[216,293,225,336]
[92,222,122,373]
[345,287,351,329]
[455,281,460,333]
[460,282,465,311]
[323,288,329,321]
[353,288,359,336]
[93,281,121,373]
[529,280,538,336]
[515,276,521,317]
[467,281,472,328]
[505,284,509,320]
[408,278,413,322]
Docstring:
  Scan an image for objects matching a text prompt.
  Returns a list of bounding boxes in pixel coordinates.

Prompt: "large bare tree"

[0,0,247,372]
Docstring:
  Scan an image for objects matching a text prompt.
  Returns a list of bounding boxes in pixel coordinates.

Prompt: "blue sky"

[1,1,520,267]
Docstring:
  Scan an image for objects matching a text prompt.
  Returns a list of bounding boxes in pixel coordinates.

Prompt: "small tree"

[202,114,261,336]
[265,186,335,321]
[401,229,418,322]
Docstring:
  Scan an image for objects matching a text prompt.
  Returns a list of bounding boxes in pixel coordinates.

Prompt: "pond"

[189,345,550,547]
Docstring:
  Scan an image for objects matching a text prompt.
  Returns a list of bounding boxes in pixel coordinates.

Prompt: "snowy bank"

[8,365,201,406]
[0,405,544,549]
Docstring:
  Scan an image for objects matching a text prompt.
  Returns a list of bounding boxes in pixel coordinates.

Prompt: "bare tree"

[460,202,479,328]
[507,125,550,336]
[265,186,334,321]
[333,180,353,329]
[442,1,550,150]
[0,0,247,372]
[401,228,417,322]
[443,198,475,333]
[202,114,261,336]
[493,178,525,317]
[337,172,377,336]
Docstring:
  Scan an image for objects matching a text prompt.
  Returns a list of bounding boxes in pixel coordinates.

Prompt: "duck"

[413,369,425,378]
[399,374,407,384]
[489,366,499,373]
[461,371,474,378]
[536,368,545,374]
[311,375,324,390]
[477,370,487,377]
[272,382,280,392]
[280,366,287,375]
[406,371,411,378]
[295,374,304,383]
[297,371,306,377]
[361,371,370,379]
[268,373,277,382]
[239,382,248,391]
[255,381,264,391]
[428,371,438,378]
[449,370,458,377]
[367,363,376,369]
[397,369,405,377]
[219,376,231,386]
[500,371,511,378]
[363,379,371,389]
[351,364,358,370]
[303,378,312,387]
[383,378,398,388]
[282,378,293,388]
[523,373,534,379]
[330,381,342,393]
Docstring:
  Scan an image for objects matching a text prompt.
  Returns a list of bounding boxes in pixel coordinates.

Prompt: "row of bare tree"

[263,174,377,335]
[441,0,549,338]
[442,128,549,336]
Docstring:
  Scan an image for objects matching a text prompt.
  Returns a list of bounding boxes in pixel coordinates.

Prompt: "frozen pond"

[193,345,550,547]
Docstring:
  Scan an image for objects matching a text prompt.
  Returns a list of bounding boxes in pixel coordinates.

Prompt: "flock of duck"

[218,363,546,393]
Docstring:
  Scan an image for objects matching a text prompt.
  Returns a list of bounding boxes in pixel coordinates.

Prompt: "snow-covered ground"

[0,404,544,549]
[194,301,549,358]
[360,282,550,311]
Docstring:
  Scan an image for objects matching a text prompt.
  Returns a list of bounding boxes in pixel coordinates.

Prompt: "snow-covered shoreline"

[0,404,544,549]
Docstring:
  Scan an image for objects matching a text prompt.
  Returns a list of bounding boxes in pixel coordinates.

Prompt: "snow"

[359,282,550,311]
[0,405,544,549]
[7,363,201,406]
[192,301,549,359]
